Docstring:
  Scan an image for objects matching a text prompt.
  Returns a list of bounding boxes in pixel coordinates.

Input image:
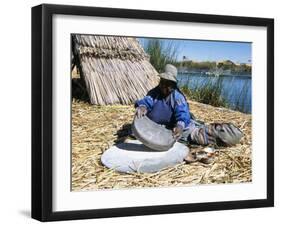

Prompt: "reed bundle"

[72,35,159,105]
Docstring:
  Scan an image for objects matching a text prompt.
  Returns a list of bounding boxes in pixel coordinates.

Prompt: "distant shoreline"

[178,71,252,78]
[175,60,252,76]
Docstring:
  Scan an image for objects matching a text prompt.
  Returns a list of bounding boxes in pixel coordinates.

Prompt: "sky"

[138,38,252,64]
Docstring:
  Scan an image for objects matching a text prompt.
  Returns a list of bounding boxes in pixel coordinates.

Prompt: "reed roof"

[72,35,159,105]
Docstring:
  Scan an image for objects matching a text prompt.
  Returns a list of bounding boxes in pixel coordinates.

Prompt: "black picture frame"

[31,3,274,222]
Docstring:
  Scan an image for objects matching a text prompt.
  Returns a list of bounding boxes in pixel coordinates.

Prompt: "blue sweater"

[135,86,191,128]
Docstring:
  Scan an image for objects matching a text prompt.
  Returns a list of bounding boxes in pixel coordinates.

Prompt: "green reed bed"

[181,76,228,108]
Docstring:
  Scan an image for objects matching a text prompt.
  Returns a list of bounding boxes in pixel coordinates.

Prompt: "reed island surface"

[72,98,251,191]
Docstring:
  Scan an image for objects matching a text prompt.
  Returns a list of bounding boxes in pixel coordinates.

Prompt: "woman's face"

[159,79,175,97]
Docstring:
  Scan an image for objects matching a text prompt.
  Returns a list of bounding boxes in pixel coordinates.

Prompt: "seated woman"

[134,64,243,147]
[135,64,193,141]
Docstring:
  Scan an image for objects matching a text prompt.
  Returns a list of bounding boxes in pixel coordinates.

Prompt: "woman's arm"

[134,86,159,111]
[134,96,154,111]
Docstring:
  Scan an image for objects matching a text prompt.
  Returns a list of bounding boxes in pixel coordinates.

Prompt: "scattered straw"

[71,97,252,191]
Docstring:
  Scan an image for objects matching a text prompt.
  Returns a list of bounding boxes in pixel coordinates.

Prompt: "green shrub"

[181,77,228,108]
[142,39,178,73]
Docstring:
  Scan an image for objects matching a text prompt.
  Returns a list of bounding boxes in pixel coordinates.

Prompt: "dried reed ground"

[72,98,252,191]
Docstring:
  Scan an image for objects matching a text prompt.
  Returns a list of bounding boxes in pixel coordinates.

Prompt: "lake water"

[177,73,252,114]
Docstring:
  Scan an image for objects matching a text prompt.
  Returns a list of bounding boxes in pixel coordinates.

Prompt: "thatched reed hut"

[72,35,159,105]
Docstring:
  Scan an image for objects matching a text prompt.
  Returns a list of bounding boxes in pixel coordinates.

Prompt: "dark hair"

[159,79,187,102]
[160,78,177,88]
[175,85,187,101]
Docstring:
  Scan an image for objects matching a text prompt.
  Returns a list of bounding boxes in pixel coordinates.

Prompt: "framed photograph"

[32,4,274,221]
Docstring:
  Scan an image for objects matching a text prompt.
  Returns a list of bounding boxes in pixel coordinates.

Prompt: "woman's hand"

[173,124,183,140]
[135,106,147,118]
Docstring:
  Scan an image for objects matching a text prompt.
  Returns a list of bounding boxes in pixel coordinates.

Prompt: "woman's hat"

[159,64,177,83]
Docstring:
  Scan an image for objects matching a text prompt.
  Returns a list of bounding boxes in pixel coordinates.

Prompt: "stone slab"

[132,116,176,151]
[101,140,189,173]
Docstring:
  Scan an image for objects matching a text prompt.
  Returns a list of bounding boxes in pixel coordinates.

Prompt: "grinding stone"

[101,140,189,173]
[132,116,176,151]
